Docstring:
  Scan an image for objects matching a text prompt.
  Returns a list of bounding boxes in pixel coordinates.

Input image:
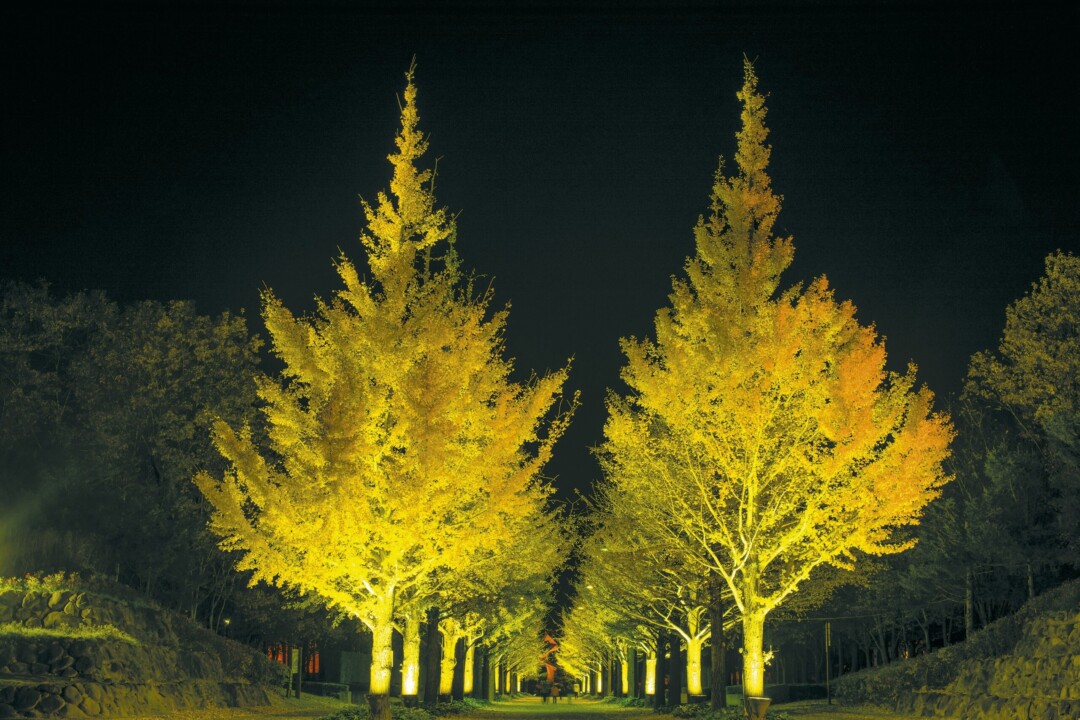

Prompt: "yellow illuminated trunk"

[595,662,603,693]
[741,612,766,698]
[644,653,656,695]
[368,597,395,720]
[439,617,461,696]
[620,648,629,695]
[402,614,421,698]
[439,641,456,695]
[686,636,704,696]
[462,642,475,694]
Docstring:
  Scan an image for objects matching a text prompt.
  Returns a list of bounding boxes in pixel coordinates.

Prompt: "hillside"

[834,578,1080,719]
[0,574,284,718]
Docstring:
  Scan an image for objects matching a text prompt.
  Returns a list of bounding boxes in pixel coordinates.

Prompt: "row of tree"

[559,61,1077,709]
[5,58,1075,720]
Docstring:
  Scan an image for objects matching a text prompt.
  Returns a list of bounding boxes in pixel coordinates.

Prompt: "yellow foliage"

[597,59,953,698]
[195,67,574,708]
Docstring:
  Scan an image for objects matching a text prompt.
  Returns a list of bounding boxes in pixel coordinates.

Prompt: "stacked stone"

[0,588,274,718]
[0,590,96,631]
[898,610,1080,720]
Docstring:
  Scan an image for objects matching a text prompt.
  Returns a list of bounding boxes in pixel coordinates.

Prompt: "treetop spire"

[360,62,453,296]
[690,58,792,310]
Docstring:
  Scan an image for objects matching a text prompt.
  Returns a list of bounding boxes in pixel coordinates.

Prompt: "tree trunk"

[1026,562,1035,601]
[462,640,476,696]
[741,612,767,698]
[402,613,421,705]
[368,598,395,720]
[653,631,667,709]
[686,636,704,697]
[439,617,459,698]
[423,607,441,707]
[709,574,726,710]
[670,632,683,705]
[645,650,657,697]
[964,568,974,638]
[623,645,631,697]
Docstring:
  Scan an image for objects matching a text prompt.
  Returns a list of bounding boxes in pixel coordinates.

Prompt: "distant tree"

[195,69,574,720]
[966,250,1080,563]
[0,282,260,627]
[75,300,261,613]
[577,498,729,699]
[597,60,953,701]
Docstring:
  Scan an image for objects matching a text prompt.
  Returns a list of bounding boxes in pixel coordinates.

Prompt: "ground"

[118,695,925,720]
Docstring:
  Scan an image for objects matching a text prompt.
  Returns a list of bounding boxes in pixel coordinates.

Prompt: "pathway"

[118,694,928,720]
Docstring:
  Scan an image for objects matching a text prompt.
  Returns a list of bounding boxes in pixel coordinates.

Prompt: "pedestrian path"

[482,697,656,718]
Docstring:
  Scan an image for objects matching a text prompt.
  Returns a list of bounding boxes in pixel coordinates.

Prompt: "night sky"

[3,2,1078,503]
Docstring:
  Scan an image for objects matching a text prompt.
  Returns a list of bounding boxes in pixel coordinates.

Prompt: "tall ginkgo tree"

[598,59,953,705]
[195,67,575,720]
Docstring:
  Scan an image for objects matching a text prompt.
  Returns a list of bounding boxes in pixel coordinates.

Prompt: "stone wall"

[0,585,279,718]
[896,610,1079,720]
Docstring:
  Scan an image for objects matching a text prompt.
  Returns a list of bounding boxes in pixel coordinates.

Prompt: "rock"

[43,611,74,630]
[0,688,12,704]
[64,601,78,616]
[74,656,94,674]
[40,642,66,665]
[24,616,43,629]
[79,697,100,716]
[68,642,89,658]
[52,655,76,672]
[60,667,78,678]
[0,703,15,718]
[18,644,40,664]
[38,693,65,714]
[57,702,87,717]
[48,591,67,609]
[62,686,83,705]
[31,662,51,675]
[83,685,102,702]
[13,687,41,711]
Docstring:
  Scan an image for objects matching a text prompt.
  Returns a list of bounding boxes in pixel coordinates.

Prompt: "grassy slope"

[833,577,1080,707]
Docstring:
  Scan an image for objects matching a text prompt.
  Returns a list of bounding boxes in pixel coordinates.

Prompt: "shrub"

[430,699,488,715]
[0,571,81,593]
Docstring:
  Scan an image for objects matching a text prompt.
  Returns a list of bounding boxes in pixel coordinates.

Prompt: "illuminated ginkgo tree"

[195,68,574,720]
[597,60,953,703]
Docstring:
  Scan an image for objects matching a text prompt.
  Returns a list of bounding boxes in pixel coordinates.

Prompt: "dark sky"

[3,1,1078,503]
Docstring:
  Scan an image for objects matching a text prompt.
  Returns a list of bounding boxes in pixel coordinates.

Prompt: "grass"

[0,620,138,644]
